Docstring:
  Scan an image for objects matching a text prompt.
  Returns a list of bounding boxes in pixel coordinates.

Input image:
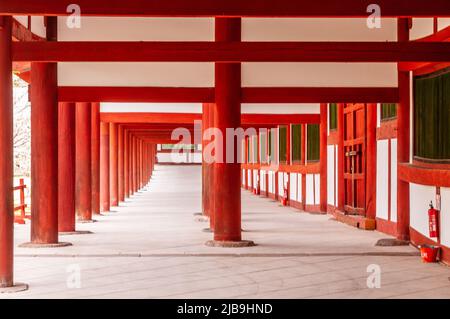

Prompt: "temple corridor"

[6,165,450,299]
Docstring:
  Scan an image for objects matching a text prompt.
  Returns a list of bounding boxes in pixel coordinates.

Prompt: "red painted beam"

[59,87,214,103]
[59,87,399,103]
[13,41,450,63]
[1,0,449,17]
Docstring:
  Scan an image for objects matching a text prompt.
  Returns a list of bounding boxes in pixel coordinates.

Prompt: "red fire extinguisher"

[282,187,288,206]
[428,201,439,238]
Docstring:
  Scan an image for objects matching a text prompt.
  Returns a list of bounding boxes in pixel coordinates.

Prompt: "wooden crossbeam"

[1,0,449,17]
[13,41,450,63]
[59,86,398,103]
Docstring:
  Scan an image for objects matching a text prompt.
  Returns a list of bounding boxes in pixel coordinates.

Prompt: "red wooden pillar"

[25,18,69,247]
[118,125,125,202]
[208,18,253,247]
[129,135,135,195]
[139,139,143,189]
[109,123,119,206]
[58,102,76,232]
[320,103,328,212]
[202,103,210,217]
[286,124,291,202]
[0,16,17,289]
[124,130,129,198]
[397,18,411,241]
[131,136,137,193]
[75,102,93,222]
[301,124,307,209]
[337,103,345,211]
[100,122,110,212]
[366,104,377,220]
[91,102,101,215]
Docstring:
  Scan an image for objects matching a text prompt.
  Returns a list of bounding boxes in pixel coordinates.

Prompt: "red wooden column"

[91,102,101,215]
[207,18,253,247]
[109,123,119,206]
[366,104,377,220]
[201,103,210,217]
[100,122,110,212]
[139,139,143,189]
[320,103,328,213]
[131,136,137,194]
[129,135,135,195]
[58,102,77,232]
[337,103,345,211]
[0,16,25,291]
[397,18,411,241]
[124,130,129,198]
[75,102,93,223]
[118,125,125,202]
[301,124,306,209]
[286,124,291,202]
[23,18,70,248]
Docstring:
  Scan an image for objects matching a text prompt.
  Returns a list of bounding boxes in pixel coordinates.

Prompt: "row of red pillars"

[0,16,157,289]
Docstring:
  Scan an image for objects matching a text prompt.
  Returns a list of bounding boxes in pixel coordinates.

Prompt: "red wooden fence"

[14,178,29,224]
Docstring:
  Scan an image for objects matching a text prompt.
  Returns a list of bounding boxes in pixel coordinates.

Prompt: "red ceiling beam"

[59,87,215,103]
[1,0,449,17]
[101,112,320,124]
[59,87,399,103]
[13,41,450,63]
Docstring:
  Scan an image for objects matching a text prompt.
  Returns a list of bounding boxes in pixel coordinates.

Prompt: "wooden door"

[343,104,366,215]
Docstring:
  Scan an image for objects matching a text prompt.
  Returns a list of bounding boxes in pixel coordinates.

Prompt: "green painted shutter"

[307,124,320,162]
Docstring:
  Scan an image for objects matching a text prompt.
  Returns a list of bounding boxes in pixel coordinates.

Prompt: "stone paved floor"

[3,165,450,299]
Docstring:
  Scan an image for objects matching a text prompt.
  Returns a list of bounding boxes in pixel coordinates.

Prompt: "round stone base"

[19,242,72,248]
[202,227,213,233]
[59,230,93,236]
[375,238,410,247]
[205,240,256,248]
[76,219,97,224]
[0,283,29,294]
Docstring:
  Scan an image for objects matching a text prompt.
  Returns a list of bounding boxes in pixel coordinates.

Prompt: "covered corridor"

[6,165,450,299]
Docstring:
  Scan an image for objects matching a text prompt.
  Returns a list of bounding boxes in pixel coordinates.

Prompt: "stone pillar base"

[19,242,72,248]
[205,240,255,248]
[0,283,28,294]
[59,230,93,236]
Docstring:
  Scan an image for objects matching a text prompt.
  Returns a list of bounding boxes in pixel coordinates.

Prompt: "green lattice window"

[307,124,320,162]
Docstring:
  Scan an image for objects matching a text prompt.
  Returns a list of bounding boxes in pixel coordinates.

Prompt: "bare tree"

[13,75,31,177]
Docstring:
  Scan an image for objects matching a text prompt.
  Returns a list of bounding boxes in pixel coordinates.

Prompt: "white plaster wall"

[278,172,284,196]
[260,170,266,192]
[247,170,252,186]
[58,62,214,87]
[314,174,320,205]
[306,174,320,205]
[242,63,397,88]
[376,139,389,220]
[298,174,303,203]
[376,103,381,128]
[327,145,336,206]
[440,188,450,247]
[253,170,258,188]
[410,183,436,237]
[242,104,320,114]
[101,103,202,113]
[268,171,273,193]
[13,16,28,28]
[58,17,214,41]
[438,18,450,31]
[242,18,397,42]
[390,139,398,222]
[290,173,297,201]
[410,18,434,40]
[31,16,46,38]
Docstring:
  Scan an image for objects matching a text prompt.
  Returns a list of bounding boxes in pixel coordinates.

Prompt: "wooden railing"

[14,178,29,224]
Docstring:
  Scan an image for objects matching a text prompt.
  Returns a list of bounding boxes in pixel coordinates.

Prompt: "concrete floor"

[3,165,450,299]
